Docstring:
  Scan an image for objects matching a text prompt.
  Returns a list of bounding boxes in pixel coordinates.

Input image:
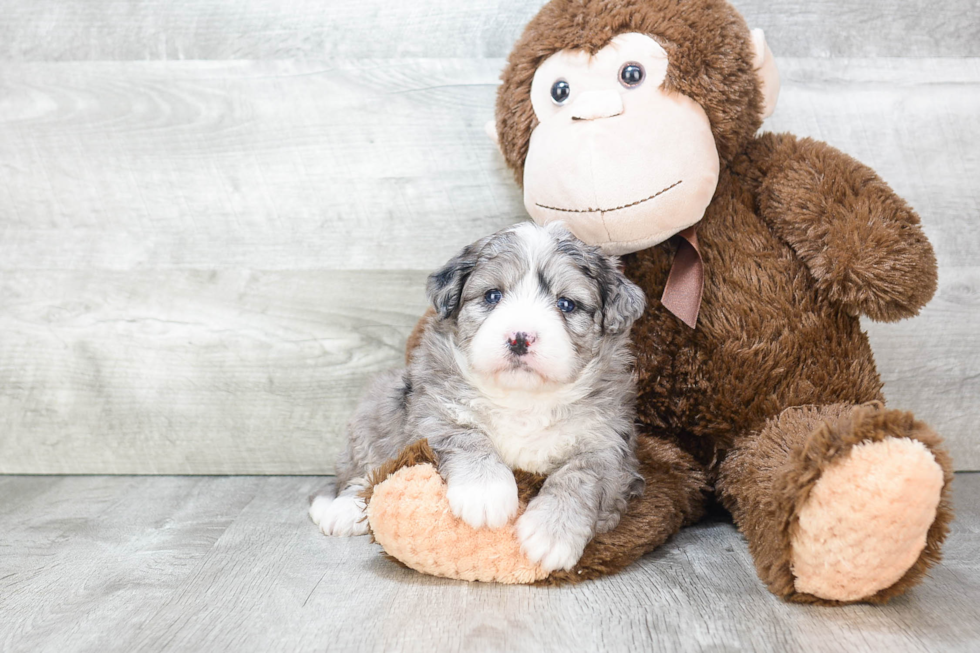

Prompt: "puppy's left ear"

[601,262,647,334]
[426,240,484,319]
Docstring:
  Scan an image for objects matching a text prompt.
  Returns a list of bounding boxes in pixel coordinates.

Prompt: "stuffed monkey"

[366,0,953,604]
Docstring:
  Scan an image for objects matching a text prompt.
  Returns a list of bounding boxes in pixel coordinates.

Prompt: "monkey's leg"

[365,434,707,584]
[717,403,954,604]
[548,433,709,583]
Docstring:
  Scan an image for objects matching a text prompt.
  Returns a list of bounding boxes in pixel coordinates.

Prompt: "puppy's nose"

[507,332,536,356]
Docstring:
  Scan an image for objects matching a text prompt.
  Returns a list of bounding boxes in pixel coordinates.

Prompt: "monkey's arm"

[753,133,937,322]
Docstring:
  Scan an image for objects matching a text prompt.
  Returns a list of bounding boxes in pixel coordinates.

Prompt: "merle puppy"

[311,222,646,572]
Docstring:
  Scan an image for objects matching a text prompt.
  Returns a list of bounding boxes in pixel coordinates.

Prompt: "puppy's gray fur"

[312,222,646,571]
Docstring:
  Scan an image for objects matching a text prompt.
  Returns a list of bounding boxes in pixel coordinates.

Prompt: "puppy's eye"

[551,79,570,104]
[557,297,576,313]
[619,62,644,88]
[484,289,503,305]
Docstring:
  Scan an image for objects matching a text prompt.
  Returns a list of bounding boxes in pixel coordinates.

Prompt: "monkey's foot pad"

[791,437,944,601]
[368,463,548,583]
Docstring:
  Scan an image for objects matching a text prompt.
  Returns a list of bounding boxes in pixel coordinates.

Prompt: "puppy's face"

[427,223,646,391]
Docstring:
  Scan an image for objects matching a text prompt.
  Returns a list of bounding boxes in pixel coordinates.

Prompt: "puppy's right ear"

[426,241,483,319]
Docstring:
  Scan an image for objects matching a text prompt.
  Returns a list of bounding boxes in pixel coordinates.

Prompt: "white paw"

[516,502,589,572]
[309,493,368,537]
[445,471,519,530]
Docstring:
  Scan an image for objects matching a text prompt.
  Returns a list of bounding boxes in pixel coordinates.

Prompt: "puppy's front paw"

[445,471,519,530]
[516,500,590,572]
[309,493,368,537]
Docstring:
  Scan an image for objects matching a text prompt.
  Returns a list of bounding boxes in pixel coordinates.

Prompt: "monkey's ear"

[750,28,780,119]
[484,119,503,156]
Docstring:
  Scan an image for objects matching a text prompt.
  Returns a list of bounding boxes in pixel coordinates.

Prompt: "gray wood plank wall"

[1,1,977,473]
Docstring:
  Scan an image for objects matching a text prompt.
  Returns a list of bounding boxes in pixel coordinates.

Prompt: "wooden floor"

[2,473,978,652]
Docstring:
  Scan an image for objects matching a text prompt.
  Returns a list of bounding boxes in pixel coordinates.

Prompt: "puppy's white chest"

[485,408,576,474]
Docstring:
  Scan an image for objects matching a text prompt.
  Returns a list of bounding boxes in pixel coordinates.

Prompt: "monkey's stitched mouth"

[535,179,683,214]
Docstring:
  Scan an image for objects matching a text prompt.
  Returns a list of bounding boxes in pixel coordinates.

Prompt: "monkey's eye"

[485,289,503,305]
[550,79,571,104]
[619,62,645,88]
[557,297,576,313]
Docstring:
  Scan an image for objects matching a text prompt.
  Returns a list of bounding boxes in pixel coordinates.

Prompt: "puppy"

[310,222,646,572]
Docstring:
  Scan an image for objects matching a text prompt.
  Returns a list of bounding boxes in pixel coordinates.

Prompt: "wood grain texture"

[0,270,429,474]
[0,58,976,272]
[0,59,521,272]
[0,0,976,60]
[1,473,979,651]
[865,267,980,470]
[0,56,976,472]
[0,268,974,474]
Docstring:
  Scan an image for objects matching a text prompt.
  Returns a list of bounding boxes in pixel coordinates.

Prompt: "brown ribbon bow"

[660,225,704,329]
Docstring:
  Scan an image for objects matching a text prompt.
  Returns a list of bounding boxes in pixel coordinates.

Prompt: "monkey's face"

[522,33,720,255]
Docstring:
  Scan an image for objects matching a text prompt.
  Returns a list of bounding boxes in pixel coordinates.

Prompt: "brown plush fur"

[370,0,952,601]
[404,310,434,365]
[717,403,954,605]
[496,0,766,183]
